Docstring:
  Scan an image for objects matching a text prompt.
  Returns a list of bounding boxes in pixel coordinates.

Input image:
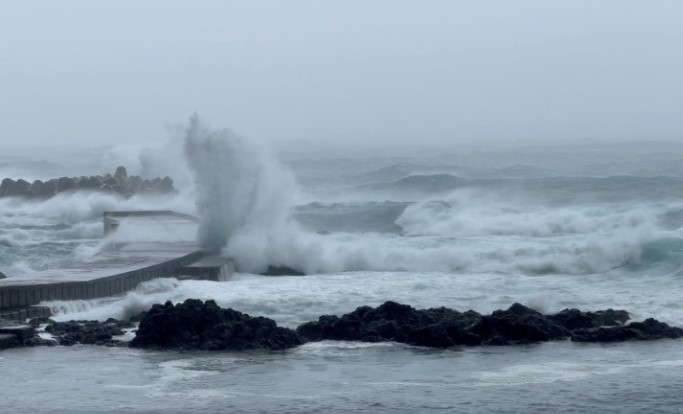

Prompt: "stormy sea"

[2,123,683,413]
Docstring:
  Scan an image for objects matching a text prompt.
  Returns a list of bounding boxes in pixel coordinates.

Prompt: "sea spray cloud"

[183,115,295,252]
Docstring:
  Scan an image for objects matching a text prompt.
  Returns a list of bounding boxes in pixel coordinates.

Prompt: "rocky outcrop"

[571,318,683,342]
[129,299,303,351]
[296,301,683,348]
[0,271,6,279]
[261,265,306,276]
[14,317,134,347]
[41,318,134,346]
[5,301,681,352]
[0,166,176,199]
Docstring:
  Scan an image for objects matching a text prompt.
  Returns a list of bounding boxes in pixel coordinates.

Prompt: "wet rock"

[549,308,630,330]
[42,179,57,197]
[155,176,174,193]
[571,318,683,342]
[56,176,77,193]
[469,303,569,345]
[78,176,102,190]
[130,299,303,351]
[262,266,306,276]
[127,310,148,323]
[114,166,128,184]
[128,175,143,193]
[43,319,133,346]
[296,301,483,348]
[0,271,6,279]
[7,179,31,197]
[24,337,57,347]
[27,180,44,198]
[101,176,117,187]
[297,301,675,348]
[28,317,55,328]
[0,178,15,197]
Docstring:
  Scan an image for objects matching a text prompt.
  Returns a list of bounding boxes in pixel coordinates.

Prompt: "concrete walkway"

[0,211,232,320]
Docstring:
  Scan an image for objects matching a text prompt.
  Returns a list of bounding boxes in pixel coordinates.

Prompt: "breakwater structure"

[0,210,233,347]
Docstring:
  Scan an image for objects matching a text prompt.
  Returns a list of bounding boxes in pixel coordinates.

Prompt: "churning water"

[3,125,683,412]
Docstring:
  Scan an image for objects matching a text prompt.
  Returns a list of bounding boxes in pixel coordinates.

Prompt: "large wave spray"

[183,115,295,252]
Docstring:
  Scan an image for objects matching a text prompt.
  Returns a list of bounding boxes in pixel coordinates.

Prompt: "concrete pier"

[0,320,35,350]
[0,211,233,322]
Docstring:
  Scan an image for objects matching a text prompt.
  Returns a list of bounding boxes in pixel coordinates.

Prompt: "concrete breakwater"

[0,166,175,199]
[0,250,204,319]
[0,210,233,324]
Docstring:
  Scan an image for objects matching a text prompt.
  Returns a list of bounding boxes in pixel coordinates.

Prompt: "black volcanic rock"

[468,303,569,345]
[549,308,630,330]
[43,318,134,346]
[296,301,682,348]
[262,266,306,276]
[130,299,303,351]
[571,318,683,342]
[297,301,483,348]
[15,301,681,351]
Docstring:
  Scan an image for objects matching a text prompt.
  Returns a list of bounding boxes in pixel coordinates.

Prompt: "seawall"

[0,250,205,320]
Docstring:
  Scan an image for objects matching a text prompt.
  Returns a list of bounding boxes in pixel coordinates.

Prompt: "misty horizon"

[2,0,682,148]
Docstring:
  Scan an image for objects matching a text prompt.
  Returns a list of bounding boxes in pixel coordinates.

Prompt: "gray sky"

[1,0,682,147]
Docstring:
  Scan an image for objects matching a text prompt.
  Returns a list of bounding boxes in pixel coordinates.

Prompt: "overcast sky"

[1,1,682,148]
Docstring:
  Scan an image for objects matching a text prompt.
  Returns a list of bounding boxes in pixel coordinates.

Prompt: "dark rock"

[154,176,174,193]
[262,266,306,276]
[296,301,483,348]
[28,317,55,328]
[24,337,57,347]
[0,271,6,279]
[56,177,77,193]
[102,176,117,186]
[296,301,680,349]
[79,176,102,189]
[550,308,630,330]
[128,175,143,193]
[114,166,128,184]
[112,184,128,195]
[0,178,15,197]
[42,179,57,198]
[469,303,569,345]
[571,318,683,342]
[127,310,148,323]
[0,333,19,349]
[7,179,30,197]
[27,180,44,198]
[43,319,132,346]
[130,299,303,351]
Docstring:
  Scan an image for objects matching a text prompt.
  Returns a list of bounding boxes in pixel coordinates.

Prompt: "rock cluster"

[22,317,135,346]
[261,265,306,276]
[0,166,175,199]
[129,299,303,350]
[296,301,682,347]
[6,301,681,352]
